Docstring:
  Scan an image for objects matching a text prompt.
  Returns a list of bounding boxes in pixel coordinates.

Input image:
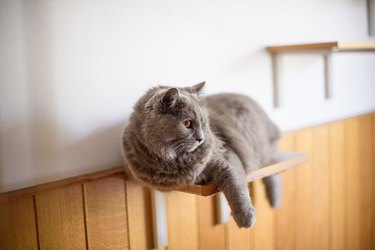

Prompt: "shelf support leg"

[323,52,332,99]
[151,189,168,249]
[215,192,231,224]
[271,53,280,108]
[368,0,375,36]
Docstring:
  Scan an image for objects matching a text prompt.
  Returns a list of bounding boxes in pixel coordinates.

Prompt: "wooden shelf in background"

[267,41,375,52]
[267,40,375,108]
[177,152,308,196]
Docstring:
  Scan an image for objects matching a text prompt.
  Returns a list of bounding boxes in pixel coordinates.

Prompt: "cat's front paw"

[232,205,256,228]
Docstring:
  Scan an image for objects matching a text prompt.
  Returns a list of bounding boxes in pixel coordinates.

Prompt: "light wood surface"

[252,180,276,250]
[358,116,373,250]
[329,121,345,250]
[345,118,361,250]
[0,197,39,250]
[275,134,295,250]
[226,214,252,250]
[165,192,199,250]
[84,176,129,249]
[125,180,153,250]
[178,152,307,196]
[293,129,313,250]
[267,41,375,52]
[198,194,226,250]
[35,184,87,249]
[311,126,330,250]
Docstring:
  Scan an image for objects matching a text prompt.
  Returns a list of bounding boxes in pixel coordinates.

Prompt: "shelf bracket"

[151,189,168,249]
[271,53,280,108]
[323,52,332,99]
[368,0,375,36]
[270,51,333,108]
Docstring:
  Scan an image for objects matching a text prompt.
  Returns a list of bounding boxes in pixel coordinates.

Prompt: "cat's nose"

[196,137,204,143]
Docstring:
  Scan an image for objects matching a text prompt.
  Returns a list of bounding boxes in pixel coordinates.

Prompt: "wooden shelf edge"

[266,42,338,52]
[266,41,375,52]
[177,152,308,196]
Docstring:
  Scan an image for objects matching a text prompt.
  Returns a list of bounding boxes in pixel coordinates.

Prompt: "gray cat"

[122,82,281,228]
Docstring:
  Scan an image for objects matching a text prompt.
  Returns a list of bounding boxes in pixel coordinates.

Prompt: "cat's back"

[204,93,280,168]
[204,93,268,125]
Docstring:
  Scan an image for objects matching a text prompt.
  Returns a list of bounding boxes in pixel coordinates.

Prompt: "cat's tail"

[262,174,282,208]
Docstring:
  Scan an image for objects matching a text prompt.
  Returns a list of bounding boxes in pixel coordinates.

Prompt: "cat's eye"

[183,120,192,129]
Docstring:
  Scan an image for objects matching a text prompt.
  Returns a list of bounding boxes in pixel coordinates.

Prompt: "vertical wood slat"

[345,118,361,250]
[197,194,226,250]
[125,180,153,250]
[226,216,252,250]
[276,133,295,250]
[311,126,330,250]
[35,184,87,250]
[84,176,129,250]
[0,197,39,250]
[293,129,313,250]
[252,180,276,250]
[358,115,373,250]
[226,185,254,250]
[329,121,346,250]
[165,192,199,250]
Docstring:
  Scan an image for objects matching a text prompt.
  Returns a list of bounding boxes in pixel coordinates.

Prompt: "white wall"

[1,0,374,192]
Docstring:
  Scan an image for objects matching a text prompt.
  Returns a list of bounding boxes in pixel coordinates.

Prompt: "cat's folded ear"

[160,88,179,112]
[186,81,206,94]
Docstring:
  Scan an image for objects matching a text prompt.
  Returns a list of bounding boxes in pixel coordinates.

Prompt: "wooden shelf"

[177,152,308,196]
[267,40,375,108]
[267,41,375,53]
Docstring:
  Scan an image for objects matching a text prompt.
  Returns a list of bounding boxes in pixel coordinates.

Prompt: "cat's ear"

[161,88,179,111]
[188,81,206,94]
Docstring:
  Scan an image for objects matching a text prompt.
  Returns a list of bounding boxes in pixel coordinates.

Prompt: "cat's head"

[140,82,210,160]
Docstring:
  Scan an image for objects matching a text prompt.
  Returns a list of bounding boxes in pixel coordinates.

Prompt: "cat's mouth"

[187,139,205,153]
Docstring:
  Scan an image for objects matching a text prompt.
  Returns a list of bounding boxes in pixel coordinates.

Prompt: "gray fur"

[122,82,281,228]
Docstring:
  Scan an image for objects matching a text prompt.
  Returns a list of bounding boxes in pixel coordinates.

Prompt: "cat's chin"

[187,142,203,153]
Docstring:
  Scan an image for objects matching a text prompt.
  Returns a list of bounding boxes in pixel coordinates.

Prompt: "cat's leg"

[212,151,256,228]
[262,174,282,208]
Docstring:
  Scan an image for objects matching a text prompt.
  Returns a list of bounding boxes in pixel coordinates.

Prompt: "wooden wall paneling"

[226,182,255,250]
[125,180,153,250]
[165,192,199,250]
[344,118,361,250]
[84,176,129,250]
[311,126,330,250]
[329,121,346,250]
[0,197,39,250]
[293,129,313,250]
[35,184,87,249]
[252,180,276,250]
[275,133,295,250]
[197,194,226,250]
[226,216,252,250]
[358,115,373,250]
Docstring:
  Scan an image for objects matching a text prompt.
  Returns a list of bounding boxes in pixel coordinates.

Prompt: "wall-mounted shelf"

[177,152,307,196]
[267,41,375,52]
[267,41,375,107]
